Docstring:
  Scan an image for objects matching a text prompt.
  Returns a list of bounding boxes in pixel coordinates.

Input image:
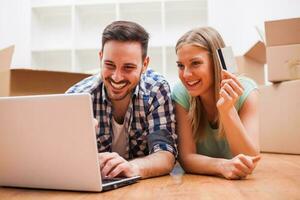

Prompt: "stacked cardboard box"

[259,17,300,154]
[236,41,266,85]
[265,17,300,82]
[0,46,92,97]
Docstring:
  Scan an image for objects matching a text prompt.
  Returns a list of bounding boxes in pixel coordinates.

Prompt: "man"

[66,21,177,179]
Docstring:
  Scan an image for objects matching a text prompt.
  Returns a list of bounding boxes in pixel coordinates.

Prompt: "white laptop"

[0,93,140,192]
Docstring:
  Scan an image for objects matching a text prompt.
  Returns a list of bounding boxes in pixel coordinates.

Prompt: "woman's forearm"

[180,154,224,176]
[220,108,259,156]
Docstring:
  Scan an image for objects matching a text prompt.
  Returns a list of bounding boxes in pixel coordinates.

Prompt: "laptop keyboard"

[102,177,123,184]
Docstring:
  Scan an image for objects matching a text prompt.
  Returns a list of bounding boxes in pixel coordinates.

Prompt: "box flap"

[0,45,14,71]
[10,68,91,75]
[244,41,266,64]
[10,68,92,96]
[0,45,14,97]
[265,17,300,46]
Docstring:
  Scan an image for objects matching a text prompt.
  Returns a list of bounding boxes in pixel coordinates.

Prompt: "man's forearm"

[129,151,175,179]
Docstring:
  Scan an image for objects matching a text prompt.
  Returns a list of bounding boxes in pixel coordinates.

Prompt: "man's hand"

[218,154,261,180]
[93,118,99,133]
[99,152,140,178]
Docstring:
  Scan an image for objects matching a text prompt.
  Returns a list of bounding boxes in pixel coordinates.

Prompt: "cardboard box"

[0,45,92,96]
[259,79,300,154]
[265,17,300,46]
[9,69,92,96]
[236,41,266,85]
[265,17,300,82]
[267,44,300,82]
[0,46,14,97]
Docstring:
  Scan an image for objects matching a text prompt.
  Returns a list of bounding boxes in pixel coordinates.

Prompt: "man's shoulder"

[141,69,170,93]
[66,74,101,94]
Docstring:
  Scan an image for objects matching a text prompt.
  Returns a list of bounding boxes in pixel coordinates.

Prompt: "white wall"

[1,0,299,67]
[208,0,300,55]
[0,0,31,67]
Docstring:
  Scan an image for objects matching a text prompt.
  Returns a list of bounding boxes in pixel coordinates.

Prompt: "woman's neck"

[199,87,218,124]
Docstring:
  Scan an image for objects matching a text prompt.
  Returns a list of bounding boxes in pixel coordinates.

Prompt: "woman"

[172,27,260,180]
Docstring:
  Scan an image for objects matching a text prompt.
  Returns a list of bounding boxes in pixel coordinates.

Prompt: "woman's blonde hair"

[175,27,226,142]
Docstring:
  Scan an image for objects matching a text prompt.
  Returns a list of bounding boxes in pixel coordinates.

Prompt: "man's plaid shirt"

[66,69,177,160]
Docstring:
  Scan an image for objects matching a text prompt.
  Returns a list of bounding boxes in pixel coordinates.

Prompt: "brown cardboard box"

[267,44,300,82]
[0,45,92,96]
[9,69,92,96]
[265,17,300,82]
[236,41,266,85]
[265,17,300,46]
[259,80,300,154]
[0,46,14,97]
[0,46,91,96]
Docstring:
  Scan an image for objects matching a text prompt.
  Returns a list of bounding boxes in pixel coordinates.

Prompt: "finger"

[252,155,261,163]
[93,118,99,127]
[107,162,128,178]
[220,89,232,102]
[234,159,252,175]
[101,157,125,178]
[99,152,119,169]
[221,79,243,96]
[223,83,238,100]
[222,70,244,89]
[233,168,247,179]
[239,155,255,171]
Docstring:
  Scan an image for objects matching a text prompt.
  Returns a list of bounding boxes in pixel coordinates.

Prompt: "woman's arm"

[175,103,222,175]
[217,71,260,156]
[176,103,260,179]
[219,91,260,156]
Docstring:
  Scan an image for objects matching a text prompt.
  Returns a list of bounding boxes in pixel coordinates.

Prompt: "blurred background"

[1,0,300,83]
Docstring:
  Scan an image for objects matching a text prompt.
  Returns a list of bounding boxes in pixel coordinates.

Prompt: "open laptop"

[0,93,140,192]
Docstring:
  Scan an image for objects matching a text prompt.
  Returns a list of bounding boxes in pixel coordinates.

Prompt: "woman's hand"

[218,154,261,180]
[217,70,244,112]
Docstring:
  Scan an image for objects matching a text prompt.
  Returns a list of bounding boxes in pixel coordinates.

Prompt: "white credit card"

[216,46,237,74]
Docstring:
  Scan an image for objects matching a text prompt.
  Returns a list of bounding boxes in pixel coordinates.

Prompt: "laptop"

[0,93,140,192]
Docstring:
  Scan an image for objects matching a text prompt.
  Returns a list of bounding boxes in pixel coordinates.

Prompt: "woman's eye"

[192,61,202,66]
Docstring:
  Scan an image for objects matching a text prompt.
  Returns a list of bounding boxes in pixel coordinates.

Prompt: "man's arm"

[100,79,177,179]
[130,151,175,178]
[99,151,174,179]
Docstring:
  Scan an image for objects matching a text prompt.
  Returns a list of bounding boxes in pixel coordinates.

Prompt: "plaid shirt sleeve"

[146,79,178,158]
[65,75,100,95]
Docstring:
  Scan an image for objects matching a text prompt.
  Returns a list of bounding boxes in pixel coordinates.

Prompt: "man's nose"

[111,68,123,82]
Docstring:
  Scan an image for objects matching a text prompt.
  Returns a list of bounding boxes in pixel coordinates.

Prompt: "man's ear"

[142,56,149,73]
[99,51,103,60]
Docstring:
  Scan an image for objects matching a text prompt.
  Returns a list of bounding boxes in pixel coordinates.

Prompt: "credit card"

[216,46,237,73]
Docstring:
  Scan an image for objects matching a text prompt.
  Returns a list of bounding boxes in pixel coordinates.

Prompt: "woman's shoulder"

[238,76,258,89]
[171,82,190,110]
[236,76,258,111]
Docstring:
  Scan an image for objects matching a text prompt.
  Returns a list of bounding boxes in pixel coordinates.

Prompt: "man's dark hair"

[101,21,149,60]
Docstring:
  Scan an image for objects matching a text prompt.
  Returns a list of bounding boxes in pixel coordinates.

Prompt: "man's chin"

[108,92,130,101]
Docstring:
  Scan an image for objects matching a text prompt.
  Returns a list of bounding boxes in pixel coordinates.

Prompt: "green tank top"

[171,76,258,159]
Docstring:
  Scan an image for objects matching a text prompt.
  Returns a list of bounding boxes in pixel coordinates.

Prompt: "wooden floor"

[0,153,300,200]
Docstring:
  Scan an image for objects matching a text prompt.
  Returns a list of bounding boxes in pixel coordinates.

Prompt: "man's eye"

[124,66,135,70]
[104,63,115,69]
[177,63,184,69]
